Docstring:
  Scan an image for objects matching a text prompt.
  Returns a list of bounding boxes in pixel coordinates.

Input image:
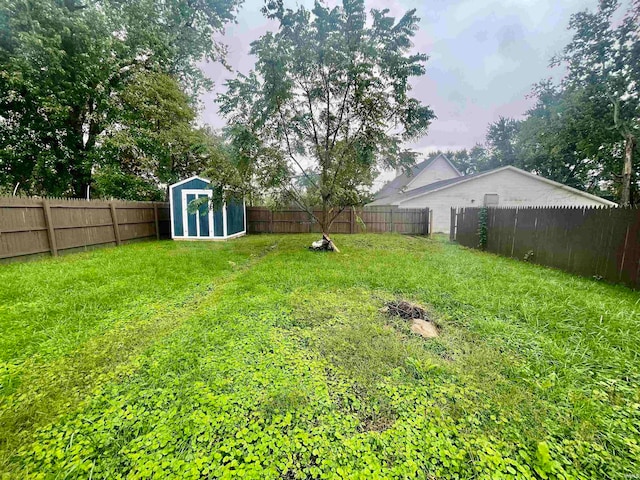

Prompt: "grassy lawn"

[1,234,638,479]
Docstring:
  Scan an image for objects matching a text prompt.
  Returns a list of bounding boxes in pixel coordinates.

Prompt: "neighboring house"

[374,153,462,200]
[169,176,246,240]
[369,155,617,233]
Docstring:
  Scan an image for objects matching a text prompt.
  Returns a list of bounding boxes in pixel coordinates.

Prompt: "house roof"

[374,154,461,200]
[369,165,617,207]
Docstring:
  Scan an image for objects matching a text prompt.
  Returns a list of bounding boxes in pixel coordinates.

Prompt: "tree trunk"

[321,200,329,235]
[315,198,339,252]
[620,134,635,206]
[71,175,91,199]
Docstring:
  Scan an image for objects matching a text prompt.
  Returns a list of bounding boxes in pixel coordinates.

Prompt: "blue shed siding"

[226,199,245,235]
[213,209,224,236]
[170,177,245,239]
[171,178,211,237]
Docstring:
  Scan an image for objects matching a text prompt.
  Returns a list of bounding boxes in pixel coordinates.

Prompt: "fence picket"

[41,199,58,257]
[451,206,640,289]
[1,197,170,261]
[246,206,428,235]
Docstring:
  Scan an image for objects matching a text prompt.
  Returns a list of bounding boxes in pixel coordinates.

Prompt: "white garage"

[369,155,616,233]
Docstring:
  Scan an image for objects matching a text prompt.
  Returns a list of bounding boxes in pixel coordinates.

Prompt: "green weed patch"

[1,235,638,478]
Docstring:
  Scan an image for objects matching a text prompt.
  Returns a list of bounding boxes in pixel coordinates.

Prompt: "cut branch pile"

[384,300,428,320]
[309,234,340,253]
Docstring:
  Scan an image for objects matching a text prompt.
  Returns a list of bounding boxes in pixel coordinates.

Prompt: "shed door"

[182,190,213,238]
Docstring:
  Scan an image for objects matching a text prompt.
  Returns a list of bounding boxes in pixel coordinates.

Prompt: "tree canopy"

[0,0,241,198]
[552,0,639,204]
[218,0,434,232]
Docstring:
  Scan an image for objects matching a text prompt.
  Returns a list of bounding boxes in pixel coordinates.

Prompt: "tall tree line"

[0,0,241,199]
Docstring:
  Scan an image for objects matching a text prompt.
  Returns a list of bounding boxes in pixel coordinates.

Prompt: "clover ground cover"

[1,235,638,479]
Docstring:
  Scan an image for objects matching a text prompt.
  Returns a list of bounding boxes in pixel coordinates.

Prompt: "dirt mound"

[409,318,439,338]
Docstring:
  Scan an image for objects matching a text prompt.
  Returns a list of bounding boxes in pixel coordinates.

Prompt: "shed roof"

[169,175,211,190]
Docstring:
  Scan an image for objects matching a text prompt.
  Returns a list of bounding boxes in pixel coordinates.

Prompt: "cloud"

[199,0,598,155]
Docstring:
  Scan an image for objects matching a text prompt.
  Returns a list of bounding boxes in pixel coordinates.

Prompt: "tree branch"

[283,182,321,224]
[298,79,323,162]
[326,205,346,231]
[298,80,320,144]
[330,76,353,150]
[277,103,319,190]
[319,66,331,166]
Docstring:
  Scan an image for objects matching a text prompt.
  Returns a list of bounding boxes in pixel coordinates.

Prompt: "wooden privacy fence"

[450,206,640,289]
[247,206,430,235]
[0,196,170,261]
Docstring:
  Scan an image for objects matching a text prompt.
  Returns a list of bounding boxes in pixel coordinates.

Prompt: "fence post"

[350,207,355,234]
[449,208,456,241]
[153,204,160,240]
[423,208,429,236]
[269,209,274,234]
[510,207,518,257]
[109,202,122,246]
[389,209,394,233]
[42,199,58,257]
[429,209,434,238]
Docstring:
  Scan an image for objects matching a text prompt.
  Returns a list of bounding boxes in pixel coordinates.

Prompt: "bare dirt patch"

[410,318,439,338]
[382,300,439,338]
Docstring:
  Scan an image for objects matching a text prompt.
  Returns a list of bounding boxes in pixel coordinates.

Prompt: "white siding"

[399,168,610,233]
[406,155,460,189]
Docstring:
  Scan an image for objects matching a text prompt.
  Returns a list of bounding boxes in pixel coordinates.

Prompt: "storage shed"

[169,176,246,240]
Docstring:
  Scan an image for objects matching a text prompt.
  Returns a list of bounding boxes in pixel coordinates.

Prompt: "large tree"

[0,0,241,197]
[555,0,640,205]
[484,117,522,170]
[516,82,622,197]
[218,0,434,234]
[93,72,211,200]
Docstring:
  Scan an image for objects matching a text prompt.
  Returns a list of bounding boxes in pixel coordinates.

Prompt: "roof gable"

[405,154,462,190]
[374,154,461,200]
[169,175,211,190]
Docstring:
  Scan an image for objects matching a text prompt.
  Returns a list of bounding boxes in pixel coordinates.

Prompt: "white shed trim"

[180,189,214,238]
[169,175,211,189]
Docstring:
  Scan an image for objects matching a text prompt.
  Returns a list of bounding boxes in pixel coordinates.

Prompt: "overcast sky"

[198,0,598,184]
